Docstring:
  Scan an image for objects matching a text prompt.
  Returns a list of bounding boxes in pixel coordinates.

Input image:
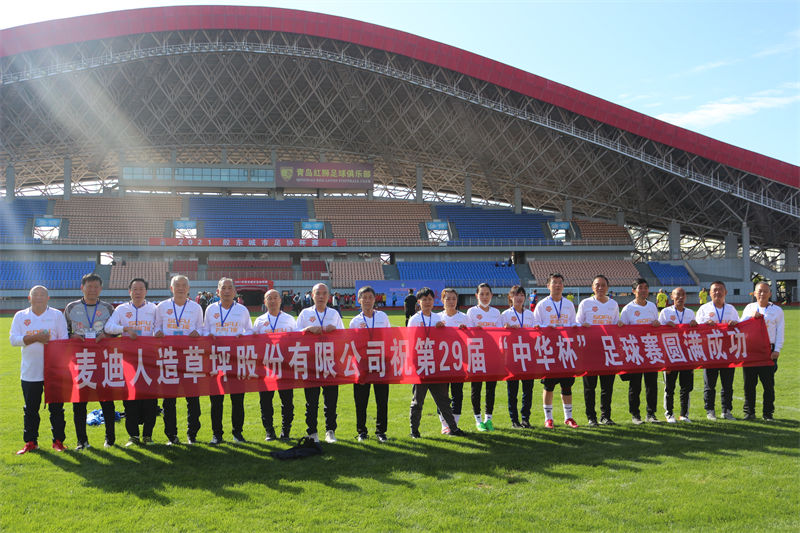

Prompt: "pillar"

[5,164,14,198]
[416,165,423,203]
[464,175,472,207]
[63,157,72,200]
[741,223,750,282]
[513,186,522,214]
[669,221,681,260]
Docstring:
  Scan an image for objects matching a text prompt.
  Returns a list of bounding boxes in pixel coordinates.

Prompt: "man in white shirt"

[658,287,697,423]
[577,275,620,426]
[105,278,159,446]
[533,273,579,429]
[204,278,253,444]
[254,289,297,441]
[296,283,344,443]
[349,286,392,442]
[409,287,466,438]
[154,274,205,444]
[10,286,69,454]
[619,279,661,424]
[740,282,784,421]
[435,288,468,434]
[696,280,739,421]
[501,285,536,429]
[467,283,503,431]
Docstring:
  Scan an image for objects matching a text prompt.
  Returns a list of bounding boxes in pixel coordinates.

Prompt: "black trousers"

[583,374,616,421]
[259,389,294,433]
[162,396,201,439]
[123,399,158,438]
[210,393,245,437]
[663,370,693,417]
[703,368,735,412]
[354,383,389,435]
[410,384,458,432]
[743,362,777,417]
[450,382,464,415]
[304,386,338,435]
[471,381,496,415]
[73,400,115,444]
[507,379,534,422]
[627,372,659,417]
[21,380,65,444]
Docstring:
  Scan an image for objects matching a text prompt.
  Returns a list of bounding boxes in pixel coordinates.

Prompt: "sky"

[2,1,799,166]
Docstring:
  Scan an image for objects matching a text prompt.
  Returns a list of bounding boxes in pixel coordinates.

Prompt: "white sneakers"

[325,430,337,443]
[706,410,717,421]
[308,432,320,443]
[666,414,677,424]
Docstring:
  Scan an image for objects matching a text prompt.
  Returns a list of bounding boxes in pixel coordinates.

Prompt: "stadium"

[1,5,798,312]
[2,6,799,532]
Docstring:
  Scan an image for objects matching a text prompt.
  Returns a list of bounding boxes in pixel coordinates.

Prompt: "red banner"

[43,319,772,403]
[148,237,346,247]
[277,161,373,189]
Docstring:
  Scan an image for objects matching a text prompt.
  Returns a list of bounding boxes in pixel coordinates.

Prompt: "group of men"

[11,272,783,455]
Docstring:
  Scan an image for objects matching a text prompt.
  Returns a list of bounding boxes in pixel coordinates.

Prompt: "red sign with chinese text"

[148,238,346,247]
[43,319,772,403]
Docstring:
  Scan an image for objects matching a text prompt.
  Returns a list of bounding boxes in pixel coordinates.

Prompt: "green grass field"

[1,309,798,531]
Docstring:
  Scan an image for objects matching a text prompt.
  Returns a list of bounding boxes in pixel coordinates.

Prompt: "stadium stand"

[648,262,696,286]
[314,199,432,244]
[206,260,294,281]
[109,261,168,289]
[171,260,199,280]
[572,220,632,245]
[434,205,557,245]
[53,196,182,244]
[301,260,328,281]
[330,261,385,288]
[397,261,520,287]
[528,259,640,287]
[188,197,307,238]
[0,198,48,243]
[0,260,96,290]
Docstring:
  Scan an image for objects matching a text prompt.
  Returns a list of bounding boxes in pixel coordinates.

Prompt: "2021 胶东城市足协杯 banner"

[43,319,773,403]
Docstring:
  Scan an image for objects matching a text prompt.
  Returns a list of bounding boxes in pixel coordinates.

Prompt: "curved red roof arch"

[1,5,798,187]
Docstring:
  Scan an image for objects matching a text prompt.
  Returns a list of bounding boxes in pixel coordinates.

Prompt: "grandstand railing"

[3,41,795,217]
[0,236,632,247]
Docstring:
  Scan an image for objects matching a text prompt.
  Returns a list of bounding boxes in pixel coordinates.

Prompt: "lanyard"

[315,307,327,329]
[676,308,685,324]
[83,300,98,330]
[513,307,525,327]
[219,303,235,328]
[714,305,725,323]
[360,312,375,329]
[267,312,280,333]
[552,297,563,322]
[133,301,146,325]
[172,299,187,329]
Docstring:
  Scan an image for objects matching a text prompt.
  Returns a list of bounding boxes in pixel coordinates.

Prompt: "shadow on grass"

[35,418,800,503]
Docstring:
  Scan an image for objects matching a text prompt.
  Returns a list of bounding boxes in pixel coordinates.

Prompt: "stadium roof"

[1,5,798,249]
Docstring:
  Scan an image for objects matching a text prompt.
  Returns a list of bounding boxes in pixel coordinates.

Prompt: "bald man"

[10,286,69,454]
[296,283,344,443]
[253,289,298,441]
[658,287,697,423]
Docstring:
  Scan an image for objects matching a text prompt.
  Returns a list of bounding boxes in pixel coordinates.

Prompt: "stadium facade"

[1,6,798,309]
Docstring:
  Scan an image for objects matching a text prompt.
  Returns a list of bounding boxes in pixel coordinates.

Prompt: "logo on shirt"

[214,313,220,319]
[477,314,483,320]
[592,306,598,312]
[24,319,31,326]
[634,310,640,317]
[166,309,173,315]
[511,316,517,322]
[126,312,133,319]
[309,317,316,323]
[545,306,552,312]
